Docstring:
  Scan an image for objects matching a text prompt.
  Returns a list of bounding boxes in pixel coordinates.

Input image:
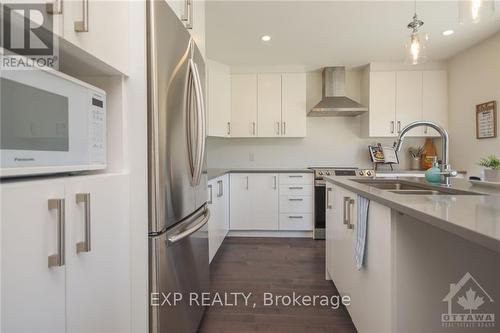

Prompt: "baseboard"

[227,230,314,238]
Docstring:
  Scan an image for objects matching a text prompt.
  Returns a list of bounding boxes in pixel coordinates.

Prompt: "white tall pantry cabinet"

[1,174,131,333]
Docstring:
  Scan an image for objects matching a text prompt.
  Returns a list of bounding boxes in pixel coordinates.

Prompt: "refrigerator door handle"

[191,60,206,186]
[186,60,197,185]
[166,208,210,246]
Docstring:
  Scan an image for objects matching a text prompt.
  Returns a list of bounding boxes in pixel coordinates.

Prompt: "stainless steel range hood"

[308,67,367,116]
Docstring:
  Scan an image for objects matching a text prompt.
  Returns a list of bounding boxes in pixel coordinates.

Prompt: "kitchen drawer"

[279,184,313,196]
[279,195,313,213]
[279,173,313,185]
[279,213,313,231]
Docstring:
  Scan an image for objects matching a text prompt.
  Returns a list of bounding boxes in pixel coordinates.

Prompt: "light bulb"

[410,33,421,63]
[471,0,482,23]
[459,0,495,25]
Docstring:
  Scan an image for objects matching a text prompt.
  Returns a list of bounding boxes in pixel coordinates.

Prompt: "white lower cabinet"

[326,183,393,333]
[1,174,131,333]
[208,174,229,263]
[230,173,278,230]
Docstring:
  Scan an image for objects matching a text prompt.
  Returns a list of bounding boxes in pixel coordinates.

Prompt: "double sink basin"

[351,179,483,196]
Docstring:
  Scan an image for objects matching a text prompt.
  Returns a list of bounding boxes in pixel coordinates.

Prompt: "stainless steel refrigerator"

[147,1,209,332]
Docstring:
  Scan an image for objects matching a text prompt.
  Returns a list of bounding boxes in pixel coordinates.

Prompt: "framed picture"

[476,101,497,139]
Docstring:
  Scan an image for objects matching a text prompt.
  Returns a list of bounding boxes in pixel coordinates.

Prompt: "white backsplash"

[207,117,428,170]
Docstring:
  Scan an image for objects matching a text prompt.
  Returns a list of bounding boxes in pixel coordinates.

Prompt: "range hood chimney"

[308,67,368,116]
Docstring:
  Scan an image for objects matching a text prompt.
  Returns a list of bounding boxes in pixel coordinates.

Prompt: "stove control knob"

[366,170,373,176]
[358,170,364,176]
[326,171,331,175]
[318,171,323,175]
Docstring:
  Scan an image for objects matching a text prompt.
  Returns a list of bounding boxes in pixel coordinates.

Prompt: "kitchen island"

[324,176,499,333]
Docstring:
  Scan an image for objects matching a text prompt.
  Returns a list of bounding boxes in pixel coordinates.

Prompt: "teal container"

[425,163,441,183]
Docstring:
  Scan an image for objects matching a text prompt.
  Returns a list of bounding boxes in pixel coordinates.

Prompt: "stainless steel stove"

[309,167,374,239]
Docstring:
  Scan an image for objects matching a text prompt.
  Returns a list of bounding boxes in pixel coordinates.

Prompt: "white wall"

[447,32,500,177]
[207,68,424,169]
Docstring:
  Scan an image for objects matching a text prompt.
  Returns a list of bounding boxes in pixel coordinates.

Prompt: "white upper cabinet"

[258,74,282,137]
[362,66,448,138]
[166,0,205,57]
[207,60,231,137]
[281,73,307,137]
[62,0,129,74]
[396,71,423,136]
[229,72,307,138]
[231,74,258,137]
[363,71,397,137]
[422,70,448,137]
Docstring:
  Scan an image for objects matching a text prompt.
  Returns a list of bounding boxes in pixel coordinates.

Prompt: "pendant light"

[459,0,495,25]
[405,0,428,65]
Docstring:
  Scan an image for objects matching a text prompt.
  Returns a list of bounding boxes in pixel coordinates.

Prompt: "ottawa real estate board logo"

[442,272,495,328]
[1,3,59,69]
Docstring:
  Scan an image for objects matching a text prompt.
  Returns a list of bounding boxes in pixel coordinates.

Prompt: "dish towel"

[355,194,370,270]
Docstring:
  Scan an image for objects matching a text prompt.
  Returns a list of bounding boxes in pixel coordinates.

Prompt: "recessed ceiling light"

[261,35,271,41]
[442,30,455,36]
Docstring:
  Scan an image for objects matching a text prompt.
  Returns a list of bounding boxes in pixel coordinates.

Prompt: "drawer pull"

[288,216,304,219]
[288,175,303,178]
[288,198,303,201]
[289,186,303,190]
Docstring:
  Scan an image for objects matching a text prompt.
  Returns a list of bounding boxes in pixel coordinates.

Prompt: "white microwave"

[1,68,106,178]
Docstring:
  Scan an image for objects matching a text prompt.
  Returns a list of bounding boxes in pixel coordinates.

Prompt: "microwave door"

[147,0,196,234]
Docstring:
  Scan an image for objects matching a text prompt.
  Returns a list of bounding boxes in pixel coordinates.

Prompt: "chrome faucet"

[393,121,457,187]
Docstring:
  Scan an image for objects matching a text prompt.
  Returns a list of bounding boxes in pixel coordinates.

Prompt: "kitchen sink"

[351,179,483,195]
[389,190,442,195]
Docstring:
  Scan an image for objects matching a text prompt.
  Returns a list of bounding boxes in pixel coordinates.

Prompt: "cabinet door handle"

[390,121,395,134]
[282,122,286,135]
[273,176,277,189]
[288,198,303,201]
[47,0,63,14]
[397,121,401,134]
[227,122,231,136]
[181,0,189,21]
[342,197,350,225]
[424,126,428,134]
[76,193,91,253]
[252,122,256,135]
[326,188,332,209]
[217,180,223,197]
[289,186,303,190]
[288,216,304,219]
[276,121,280,135]
[185,0,193,29]
[74,0,89,32]
[48,198,65,267]
[246,176,249,190]
[347,198,355,229]
[208,185,213,204]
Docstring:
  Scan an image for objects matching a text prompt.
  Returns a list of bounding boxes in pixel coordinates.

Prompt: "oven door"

[1,69,95,177]
[313,180,326,239]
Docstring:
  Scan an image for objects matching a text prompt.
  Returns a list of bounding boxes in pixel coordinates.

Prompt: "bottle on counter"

[421,138,437,170]
[425,157,441,183]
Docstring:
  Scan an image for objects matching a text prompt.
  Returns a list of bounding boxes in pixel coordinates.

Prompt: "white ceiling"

[206,1,500,69]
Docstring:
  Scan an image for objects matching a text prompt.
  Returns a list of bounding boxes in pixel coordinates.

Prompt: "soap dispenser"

[425,157,441,183]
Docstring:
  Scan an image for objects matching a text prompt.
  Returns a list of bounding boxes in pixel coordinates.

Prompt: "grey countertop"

[207,168,312,180]
[325,176,500,253]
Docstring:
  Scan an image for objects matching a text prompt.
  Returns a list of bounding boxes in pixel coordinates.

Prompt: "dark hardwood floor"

[198,237,357,333]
